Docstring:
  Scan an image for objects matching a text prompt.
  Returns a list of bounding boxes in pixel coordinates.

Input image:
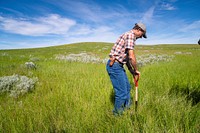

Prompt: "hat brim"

[143,33,147,38]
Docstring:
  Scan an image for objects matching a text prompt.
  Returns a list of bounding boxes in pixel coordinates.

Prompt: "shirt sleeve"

[125,32,135,50]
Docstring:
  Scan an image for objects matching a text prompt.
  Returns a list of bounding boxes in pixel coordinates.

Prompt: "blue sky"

[0,0,199,49]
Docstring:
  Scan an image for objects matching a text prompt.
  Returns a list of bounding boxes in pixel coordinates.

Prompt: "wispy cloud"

[43,0,142,34]
[180,20,200,32]
[67,25,117,43]
[160,2,176,10]
[0,14,76,36]
[0,7,24,16]
[45,0,103,23]
[157,0,177,11]
[141,6,155,24]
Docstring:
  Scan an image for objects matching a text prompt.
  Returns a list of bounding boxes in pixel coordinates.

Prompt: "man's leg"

[106,60,127,115]
[124,74,132,109]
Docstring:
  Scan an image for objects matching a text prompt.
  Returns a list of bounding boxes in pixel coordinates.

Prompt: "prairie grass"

[0,42,199,132]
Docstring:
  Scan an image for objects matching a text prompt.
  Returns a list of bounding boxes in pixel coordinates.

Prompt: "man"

[106,22,147,115]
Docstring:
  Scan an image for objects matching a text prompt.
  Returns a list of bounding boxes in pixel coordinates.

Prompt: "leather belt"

[109,58,123,66]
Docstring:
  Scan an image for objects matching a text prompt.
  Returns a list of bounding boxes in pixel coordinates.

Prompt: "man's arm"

[126,49,140,75]
[126,61,135,75]
[128,49,137,71]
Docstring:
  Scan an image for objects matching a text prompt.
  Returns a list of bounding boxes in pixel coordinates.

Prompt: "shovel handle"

[135,86,138,102]
[134,74,139,106]
[134,74,139,87]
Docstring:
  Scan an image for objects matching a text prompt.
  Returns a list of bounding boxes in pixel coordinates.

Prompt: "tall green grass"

[0,43,199,132]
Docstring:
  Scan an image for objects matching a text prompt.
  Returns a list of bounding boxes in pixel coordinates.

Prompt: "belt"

[109,58,123,66]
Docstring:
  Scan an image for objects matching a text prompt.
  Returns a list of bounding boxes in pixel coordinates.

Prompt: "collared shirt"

[109,30,136,64]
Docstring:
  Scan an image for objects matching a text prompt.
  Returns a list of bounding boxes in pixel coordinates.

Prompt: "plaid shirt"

[109,30,136,64]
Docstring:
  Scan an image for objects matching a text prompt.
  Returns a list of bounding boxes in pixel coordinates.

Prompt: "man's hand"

[134,70,140,76]
[134,70,140,81]
[133,70,140,87]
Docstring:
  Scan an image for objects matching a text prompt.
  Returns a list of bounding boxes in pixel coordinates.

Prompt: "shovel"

[134,74,140,112]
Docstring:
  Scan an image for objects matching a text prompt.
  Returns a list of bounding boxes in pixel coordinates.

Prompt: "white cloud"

[45,0,103,23]
[141,6,155,24]
[65,25,117,43]
[161,3,176,10]
[0,14,76,36]
[180,20,200,32]
[68,24,93,36]
[45,0,137,25]
[158,1,176,11]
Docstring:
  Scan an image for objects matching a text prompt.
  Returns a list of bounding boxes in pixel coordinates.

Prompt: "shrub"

[137,54,174,67]
[0,74,38,98]
[25,62,37,69]
[55,53,174,65]
[55,53,106,64]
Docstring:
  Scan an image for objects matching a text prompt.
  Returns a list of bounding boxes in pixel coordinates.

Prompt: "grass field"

[0,42,199,132]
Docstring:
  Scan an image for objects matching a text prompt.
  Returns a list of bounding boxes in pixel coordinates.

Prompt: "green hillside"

[0,42,199,132]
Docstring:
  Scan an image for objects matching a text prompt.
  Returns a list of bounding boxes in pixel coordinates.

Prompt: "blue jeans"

[106,60,131,115]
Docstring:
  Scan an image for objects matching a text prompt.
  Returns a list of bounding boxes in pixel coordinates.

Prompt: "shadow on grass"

[110,90,115,106]
[169,85,200,106]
